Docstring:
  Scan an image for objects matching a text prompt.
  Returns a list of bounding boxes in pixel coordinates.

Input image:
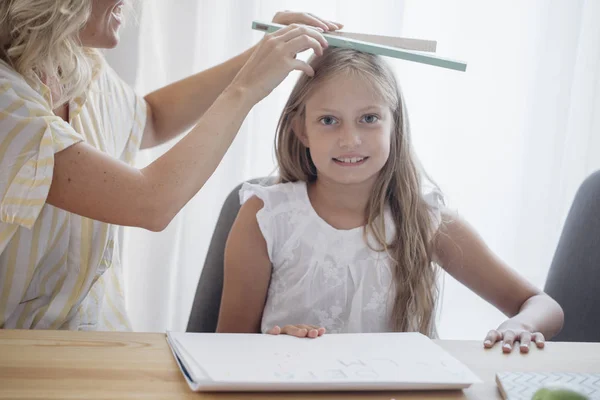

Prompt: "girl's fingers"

[532,332,546,348]
[297,324,319,338]
[519,332,532,353]
[502,330,517,353]
[306,325,326,336]
[296,324,316,337]
[267,325,282,335]
[307,329,319,338]
[485,326,546,353]
[283,325,307,337]
[484,329,501,348]
[311,326,325,337]
[268,324,326,338]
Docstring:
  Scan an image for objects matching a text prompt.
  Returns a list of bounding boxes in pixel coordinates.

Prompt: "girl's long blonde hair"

[0,0,104,107]
[275,48,440,337]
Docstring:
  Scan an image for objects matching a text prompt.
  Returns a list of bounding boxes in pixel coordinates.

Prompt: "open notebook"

[166,332,481,392]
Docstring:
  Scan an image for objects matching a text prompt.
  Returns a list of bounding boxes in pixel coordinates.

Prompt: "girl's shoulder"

[237,179,310,263]
[239,179,307,210]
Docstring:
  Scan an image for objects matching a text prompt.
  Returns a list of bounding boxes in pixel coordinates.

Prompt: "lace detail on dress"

[238,180,443,334]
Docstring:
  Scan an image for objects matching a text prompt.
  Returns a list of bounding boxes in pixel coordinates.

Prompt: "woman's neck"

[53,103,69,122]
[42,75,69,122]
[307,177,376,230]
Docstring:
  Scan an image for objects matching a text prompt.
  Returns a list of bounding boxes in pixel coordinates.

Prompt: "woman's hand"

[484,321,545,353]
[229,24,328,104]
[267,324,326,338]
[272,11,344,32]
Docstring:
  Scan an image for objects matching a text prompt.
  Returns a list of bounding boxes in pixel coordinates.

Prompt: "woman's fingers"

[283,35,324,58]
[273,11,343,32]
[288,59,315,77]
[230,24,326,103]
[269,22,300,38]
[302,13,337,31]
[308,13,343,30]
[276,24,328,53]
[519,332,532,353]
[291,13,330,31]
[484,329,502,348]
[502,330,517,353]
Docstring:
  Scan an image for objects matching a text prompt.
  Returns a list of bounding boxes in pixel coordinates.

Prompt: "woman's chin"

[79,24,121,49]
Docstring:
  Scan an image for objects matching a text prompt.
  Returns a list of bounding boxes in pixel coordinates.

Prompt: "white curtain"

[106,0,600,338]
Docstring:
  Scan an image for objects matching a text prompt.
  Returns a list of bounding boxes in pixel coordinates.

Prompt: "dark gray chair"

[187,172,600,341]
[186,177,277,332]
[544,170,600,342]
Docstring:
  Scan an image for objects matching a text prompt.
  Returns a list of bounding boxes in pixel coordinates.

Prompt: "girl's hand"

[272,11,344,32]
[267,324,326,338]
[484,321,545,354]
[230,24,328,104]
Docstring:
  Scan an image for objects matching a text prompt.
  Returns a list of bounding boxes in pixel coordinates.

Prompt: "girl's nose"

[338,128,362,149]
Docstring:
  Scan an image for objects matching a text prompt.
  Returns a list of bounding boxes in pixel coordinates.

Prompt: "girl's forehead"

[306,73,389,109]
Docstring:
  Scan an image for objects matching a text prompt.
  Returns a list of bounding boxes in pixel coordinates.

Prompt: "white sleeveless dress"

[239,180,443,334]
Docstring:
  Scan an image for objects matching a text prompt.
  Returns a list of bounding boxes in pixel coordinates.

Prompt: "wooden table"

[1,330,599,399]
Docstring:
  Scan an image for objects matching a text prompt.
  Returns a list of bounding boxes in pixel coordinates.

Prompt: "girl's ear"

[292,117,310,148]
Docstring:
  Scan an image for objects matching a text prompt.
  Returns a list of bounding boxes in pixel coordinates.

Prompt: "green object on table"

[532,386,590,400]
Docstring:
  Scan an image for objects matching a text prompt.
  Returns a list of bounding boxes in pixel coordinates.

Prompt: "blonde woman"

[217,48,564,353]
[0,0,342,330]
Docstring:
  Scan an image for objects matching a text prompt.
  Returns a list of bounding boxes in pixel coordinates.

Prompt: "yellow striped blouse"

[0,57,146,330]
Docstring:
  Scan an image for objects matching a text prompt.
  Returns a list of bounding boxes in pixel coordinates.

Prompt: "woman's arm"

[141,45,255,149]
[433,209,564,351]
[141,11,343,149]
[216,196,272,333]
[48,85,251,231]
[47,25,327,231]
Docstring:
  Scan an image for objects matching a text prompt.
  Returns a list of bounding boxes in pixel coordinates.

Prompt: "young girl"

[216,48,564,353]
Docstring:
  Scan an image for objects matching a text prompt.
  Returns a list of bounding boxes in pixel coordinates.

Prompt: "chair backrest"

[544,170,600,342]
[186,177,277,332]
[188,173,600,339]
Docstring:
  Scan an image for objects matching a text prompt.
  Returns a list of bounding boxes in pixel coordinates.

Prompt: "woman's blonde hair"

[0,0,104,107]
[275,48,440,337]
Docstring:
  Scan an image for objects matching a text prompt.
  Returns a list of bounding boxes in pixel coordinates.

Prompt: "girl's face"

[299,73,393,187]
[79,0,125,48]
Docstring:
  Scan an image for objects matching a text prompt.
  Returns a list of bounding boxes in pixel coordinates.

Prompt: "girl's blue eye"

[319,116,338,126]
[361,114,379,124]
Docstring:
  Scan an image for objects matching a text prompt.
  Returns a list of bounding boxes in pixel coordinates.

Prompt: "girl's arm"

[216,196,272,333]
[433,209,564,353]
[216,195,326,338]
